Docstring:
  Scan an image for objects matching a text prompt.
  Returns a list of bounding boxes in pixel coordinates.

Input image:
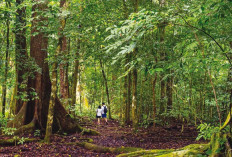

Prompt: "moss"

[117,144,210,157]
[0,137,37,146]
[79,138,94,143]
[81,128,100,136]
[117,149,174,157]
[14,121,35,135]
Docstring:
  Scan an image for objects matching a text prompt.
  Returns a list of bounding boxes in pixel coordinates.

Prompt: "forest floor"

[0,119,206,157]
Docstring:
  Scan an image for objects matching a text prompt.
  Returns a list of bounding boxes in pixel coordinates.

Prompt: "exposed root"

[66,142,143,153]
[13,120,36,135]
[117,144,209,157]
[0,137,37,146]
[80,128,100,136]
[7,103,27,128]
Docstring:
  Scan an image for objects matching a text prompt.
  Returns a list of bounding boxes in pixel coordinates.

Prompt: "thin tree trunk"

[152,74,157,128]
[158,0,166,115]
[229,42,232,131]
[44,54,58,143]
[123,68,128,124]
[59,35,69,104]
[208,69,222,127]
[2,7,10,117]
[15,0,28,114]
[100,59,111,119]
[166,72,173,111]
[71,41,80,106]
[127,71,132,124]
[131,67,138,128]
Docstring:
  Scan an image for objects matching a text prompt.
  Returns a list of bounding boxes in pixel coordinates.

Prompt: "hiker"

[101,102,108,124]
[96,105,102,125]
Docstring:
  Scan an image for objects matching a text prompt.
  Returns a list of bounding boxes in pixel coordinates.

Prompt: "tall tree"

[8,0,82,134]
[100,59,111,119]
[15,0,28,114]
[2,0,11,117]
[158,0,166,114]
[45,0,68,143]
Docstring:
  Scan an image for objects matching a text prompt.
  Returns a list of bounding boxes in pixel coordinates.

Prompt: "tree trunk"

[123,68,128,124]
[44,0,67,143]
[131,66,138,128]
[8,0,83,135]
[229,42,232,131]
[166,72,173,112]
[44,55,57,143]
[2,5,10,117]
[59,36,69,104]
[15,0,28,114]
[100,59,111,119]
[158,22,166,114]
[127,71,132,124]
[71,41,80,106]
[152,74,157,128]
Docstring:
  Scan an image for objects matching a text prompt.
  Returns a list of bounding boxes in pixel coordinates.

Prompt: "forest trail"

[0,120,205,157]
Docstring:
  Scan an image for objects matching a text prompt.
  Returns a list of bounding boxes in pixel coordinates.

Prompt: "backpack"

[104,106,107,113]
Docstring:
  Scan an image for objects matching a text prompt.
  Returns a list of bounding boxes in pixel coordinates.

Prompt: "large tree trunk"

[44,0,68,143]
[15,0,28,114]
[7,0,83,135]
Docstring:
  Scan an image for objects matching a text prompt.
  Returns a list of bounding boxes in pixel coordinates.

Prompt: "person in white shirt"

[96,105,102,125]
[101,102,108,124]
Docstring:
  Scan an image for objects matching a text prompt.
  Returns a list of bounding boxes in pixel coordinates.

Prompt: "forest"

[0,0,231,156]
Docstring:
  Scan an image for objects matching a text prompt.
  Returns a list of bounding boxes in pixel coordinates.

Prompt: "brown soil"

[0,119,206,156]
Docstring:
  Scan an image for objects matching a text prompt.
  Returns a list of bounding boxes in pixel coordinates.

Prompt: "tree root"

[0,137,37,146]
[66,141,143,153]
[117,144,210,157]
[80,128,100,136]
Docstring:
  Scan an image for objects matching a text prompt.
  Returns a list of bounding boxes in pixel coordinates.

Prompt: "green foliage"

[17,137,29,145]
[1,127,16,136]
[0,115,8,127]
[34,129,41,137]
[196,123,220,141]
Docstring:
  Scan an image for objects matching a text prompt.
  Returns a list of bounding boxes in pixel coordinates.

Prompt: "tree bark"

[59,36,69,104]
[100,59,111,119]
[152,74,157,127]
[8,0,84,135]
[166,72,173,111]
[44,0,67,143]
[131,65,138,128]
[44,55,57,143]
[229,42,232,131]
[71,40,80,108]
[127,71,132,124]
[158,22,166,114]
[15,0,28,114]
[2,2,10,117]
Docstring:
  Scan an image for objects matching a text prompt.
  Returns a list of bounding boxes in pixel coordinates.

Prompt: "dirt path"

[0,120,205,156]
